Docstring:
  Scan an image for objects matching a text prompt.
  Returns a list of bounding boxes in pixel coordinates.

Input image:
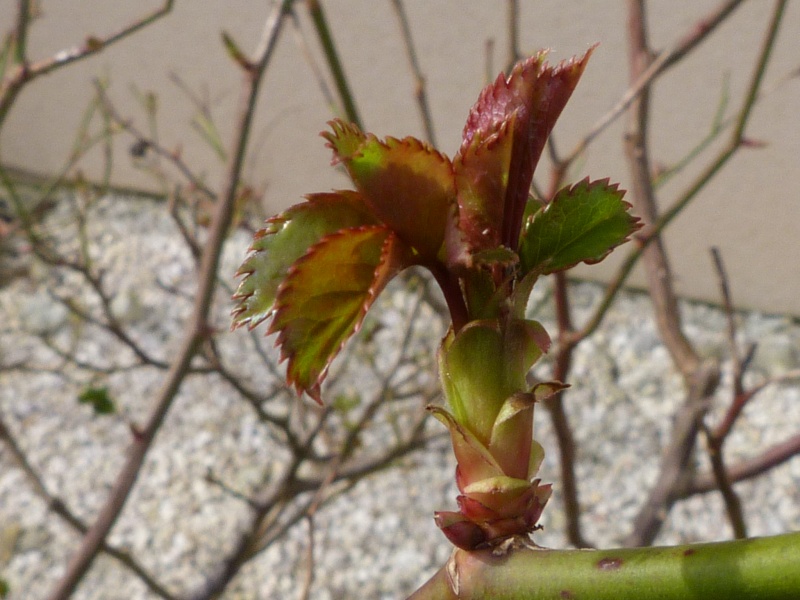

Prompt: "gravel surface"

[1,196,799,599]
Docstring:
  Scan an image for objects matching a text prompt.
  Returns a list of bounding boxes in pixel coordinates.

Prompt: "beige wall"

[2,1,799,315]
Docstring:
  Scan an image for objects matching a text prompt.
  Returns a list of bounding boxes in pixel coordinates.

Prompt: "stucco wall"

[2,1,799,315]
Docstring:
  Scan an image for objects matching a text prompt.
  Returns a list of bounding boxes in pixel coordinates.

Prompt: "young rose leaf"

[518,177,640,275]
[232,191,378,330]
[457,47,595,252]
[269,226,406,402]
[323,119,455,261]
[449,117,515,264]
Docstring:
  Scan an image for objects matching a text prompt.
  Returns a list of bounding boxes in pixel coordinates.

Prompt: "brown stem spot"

[597,557,623,571]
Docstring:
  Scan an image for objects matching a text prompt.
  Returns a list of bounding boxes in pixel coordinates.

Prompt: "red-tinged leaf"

[449,116,515,264]
[458,47,595,251]
[519,177,641,275]
[434,511,487,550]
[232,191,378,330]
[323,119,456,260]
[270,226,406,402]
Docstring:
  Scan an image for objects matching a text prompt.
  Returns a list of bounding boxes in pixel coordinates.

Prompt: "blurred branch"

[506,0,520,71]
[0,0,174,127]
[93,82,216,201]
[389,0,437,145]
[14,0,31,64]
[287,6,337,112]
[682,429,800,496]
[0,416,176,600]
[621,0,787,548]
[622,0,712,548]
[305,0,362,128]
[564,0,746,166]
[45,2,296,598]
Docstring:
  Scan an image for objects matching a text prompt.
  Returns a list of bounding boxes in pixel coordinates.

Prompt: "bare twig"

[622,0,710,548]
[506,0,520,71]
[621,0,787,547]
[548,273,593,549]
[45,2,295,598]
[304,0,362,128]
[564,0,746,165]
[94,82,216,201]
[541,166,592,549]
[701,422,748,539]
[681,430,800,496]
[0,1,174,127]
[389,0,437,145]
[0,417,176,600]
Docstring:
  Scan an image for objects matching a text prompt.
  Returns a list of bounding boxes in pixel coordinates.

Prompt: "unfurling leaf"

[454,47,595,256]
[323,120,455,261]
[519,177,641,275]
[269,226,407,402]
[232,191,378,331]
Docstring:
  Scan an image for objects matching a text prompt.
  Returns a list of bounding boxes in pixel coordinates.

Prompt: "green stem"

[409,532,800,599]
[306,0,362,128]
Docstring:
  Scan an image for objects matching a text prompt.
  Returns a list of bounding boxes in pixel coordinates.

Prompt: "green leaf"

[77,387,115,415]
[518,177,640,275]
[323,119,456,261]
[0,578,8,598]
[439,319,547,442]
[270,226,406,402]
[232,191,378,330]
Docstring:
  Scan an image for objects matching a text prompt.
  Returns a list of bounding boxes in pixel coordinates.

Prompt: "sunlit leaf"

[519,177,640,275]
[323,119,455,260]
[457,47,595,250]
[269,226,407,402]
[232,191,378,330]
[449,117,515,264]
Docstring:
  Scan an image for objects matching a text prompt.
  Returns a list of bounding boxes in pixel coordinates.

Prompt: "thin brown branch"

[701,422,748,539]
[622,0,711,547]
[0,417,176,599]
[547,273,592,549]
[700,247,748,538]
[624,0,699,379]
[389,0,437,146]
[0,1,174,127]
[506,0,520,71]
[711,248,745,393]
[45,2,294,598]
[564,0,746,165]
[542,164,592,549]
[681,432,800,496]
[622,2,788,546]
